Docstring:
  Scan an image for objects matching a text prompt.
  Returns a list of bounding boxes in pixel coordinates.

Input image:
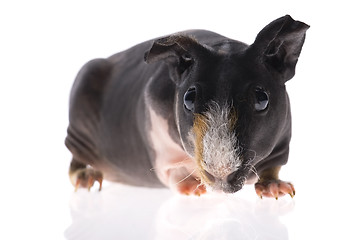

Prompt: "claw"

[290,189,296,198]
[255,185,263,199]
[269,182,279,200]
[287,183,295,198]
[70,168,103,192]
[74,179,80,192]
[87,175,94,191]
[98,178,103,191]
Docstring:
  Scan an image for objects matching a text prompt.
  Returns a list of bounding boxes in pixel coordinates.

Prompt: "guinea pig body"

[66,15,309,198]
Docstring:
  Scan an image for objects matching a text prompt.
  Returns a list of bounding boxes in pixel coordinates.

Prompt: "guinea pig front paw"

[70,168,103,192]
[175,178,207,196]
[255,180,295,200]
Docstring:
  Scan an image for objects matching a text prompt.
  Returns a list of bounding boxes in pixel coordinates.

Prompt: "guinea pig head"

[145,15,309,193]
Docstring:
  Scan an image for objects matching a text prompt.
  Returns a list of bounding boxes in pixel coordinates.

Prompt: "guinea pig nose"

[203,170,215,183]
[227,170,239,184]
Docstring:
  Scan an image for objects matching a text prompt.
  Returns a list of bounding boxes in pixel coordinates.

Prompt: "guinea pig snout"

[193,101,245,193]
[202,168,246,193]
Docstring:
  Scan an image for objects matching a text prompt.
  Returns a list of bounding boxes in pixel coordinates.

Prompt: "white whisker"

[172,168,197,186]
[250,165,260,181]
[193,182,206,194]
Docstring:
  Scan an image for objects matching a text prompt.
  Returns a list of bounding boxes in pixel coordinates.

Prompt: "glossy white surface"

[65,184,291,240]
[1,1,360,239]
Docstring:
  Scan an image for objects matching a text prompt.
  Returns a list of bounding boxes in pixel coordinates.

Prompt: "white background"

[1,1,360,239]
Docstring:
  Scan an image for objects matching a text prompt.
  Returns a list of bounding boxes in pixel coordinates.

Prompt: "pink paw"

[255,180,295,200]
[176,178,207,196]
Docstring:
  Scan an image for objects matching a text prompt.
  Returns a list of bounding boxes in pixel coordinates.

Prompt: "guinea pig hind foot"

[69,160,103,192]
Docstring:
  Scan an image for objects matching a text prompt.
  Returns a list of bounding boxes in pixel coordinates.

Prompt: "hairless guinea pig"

[65,15,309,199]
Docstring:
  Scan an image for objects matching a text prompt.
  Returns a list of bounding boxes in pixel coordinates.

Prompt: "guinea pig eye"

[254,88,269,111]
[183,87,196,112]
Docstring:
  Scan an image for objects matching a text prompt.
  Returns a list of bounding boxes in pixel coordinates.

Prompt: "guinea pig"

[65,15,309,199]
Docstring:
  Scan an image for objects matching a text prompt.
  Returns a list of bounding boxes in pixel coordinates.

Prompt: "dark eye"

[254,88,269,111]
[184,87,196,112]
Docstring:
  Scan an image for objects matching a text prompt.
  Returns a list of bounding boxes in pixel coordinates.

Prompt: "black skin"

[65,15,309,192]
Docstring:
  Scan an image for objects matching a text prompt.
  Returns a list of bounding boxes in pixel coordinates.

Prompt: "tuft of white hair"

[201,102,241,179]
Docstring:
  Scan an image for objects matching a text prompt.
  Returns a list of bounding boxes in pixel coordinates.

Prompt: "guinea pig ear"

[144,35,208,82]
[253,15,310,81]
[144,35,202,63]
